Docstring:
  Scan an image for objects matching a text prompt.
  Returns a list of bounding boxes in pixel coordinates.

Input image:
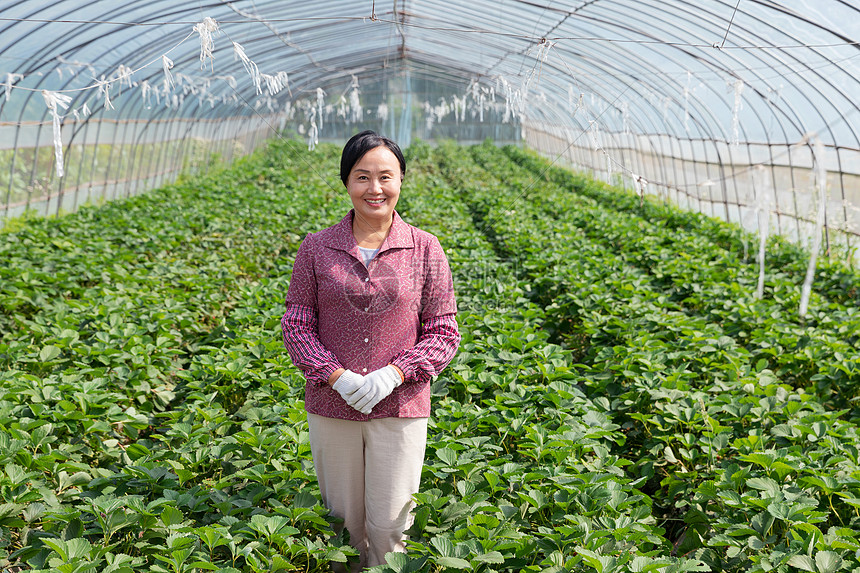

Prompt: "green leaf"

[473,551,504,564]
[0,503,24,519]
[436,556,471,569]
[750,511,775,537]
[4,463,31,484]
[322,548,348,563]
[249,514,299,539]
[271,554,293,570]
[742,452,776,470]
[674,559,711,572]
[39,345,62,362]
[815,551,842,573]
[436,448,458,466]
[664,446,678,464]
[160,506,184,527]
[42,537,92,562]
[430,536,456,557]
[58,471,90,491]
[62,519,84,541]
[803,475,839,494]
[768,502,798,522]
[746,477,780,498]
[788,555,815,573]
[576,547,605,572]
[385,552,409,572]
[125,443,151,461]
[166,532,193,550]
[104,552,140,573]
[291,491,318,508]
[838,496,860,509]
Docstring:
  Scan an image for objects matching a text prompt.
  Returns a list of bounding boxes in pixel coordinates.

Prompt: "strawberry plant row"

[372,140,708,573]
[440,141,860,571]
[478,143,857,324]
[468,143,859,410]
[3,136,858,573]
[1,139,362,572]
[501,145,859,308]
[2,138,706,573]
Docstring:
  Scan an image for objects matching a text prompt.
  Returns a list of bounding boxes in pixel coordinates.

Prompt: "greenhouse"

[1,1,859,571]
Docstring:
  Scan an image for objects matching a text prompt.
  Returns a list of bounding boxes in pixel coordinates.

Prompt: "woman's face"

[346,145,402,226]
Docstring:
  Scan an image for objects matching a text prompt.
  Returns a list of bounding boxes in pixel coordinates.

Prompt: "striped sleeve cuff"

[281,303,343,386]
[391,313,461,383]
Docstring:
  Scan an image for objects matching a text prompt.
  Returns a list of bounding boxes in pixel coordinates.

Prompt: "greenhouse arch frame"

[0,0,858,262]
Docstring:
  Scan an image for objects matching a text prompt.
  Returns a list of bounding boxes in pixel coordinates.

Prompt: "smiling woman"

[347,147,403,248]
[280,130,461,570]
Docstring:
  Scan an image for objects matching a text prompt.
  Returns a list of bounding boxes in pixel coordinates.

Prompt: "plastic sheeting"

[0,1,858,259]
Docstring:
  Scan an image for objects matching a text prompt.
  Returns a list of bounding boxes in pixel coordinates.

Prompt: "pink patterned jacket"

[281,209,461,420]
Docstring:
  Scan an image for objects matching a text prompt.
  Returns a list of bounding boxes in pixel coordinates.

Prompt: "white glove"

[331,370,366,410]
[351,365,403,414]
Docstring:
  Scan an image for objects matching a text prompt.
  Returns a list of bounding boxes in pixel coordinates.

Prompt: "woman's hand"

[351,365,403,414]
[331,370,367,410]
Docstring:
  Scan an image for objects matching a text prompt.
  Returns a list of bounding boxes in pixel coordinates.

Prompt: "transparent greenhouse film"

[0,14,301,227]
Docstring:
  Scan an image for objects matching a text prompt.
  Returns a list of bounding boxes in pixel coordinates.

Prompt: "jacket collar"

[325,209,414,256]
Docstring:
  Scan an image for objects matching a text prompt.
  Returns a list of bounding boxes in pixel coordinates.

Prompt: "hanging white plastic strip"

[141,80,151,108]
[348,78,362,123]
[589,121,601,151]
[316,87,326,130]
[799,138,828,318]
[752,165,771,299]
[5,73,23,101]
[424,101,434,131]
[606,151,612,184]
[621,100,629,134]
[336,94,347,120]
[308,117,319,151]
[261,72,288,97]
[233,42,261,95]
[162,55,175,94]
[114,64,134,93]
[633,174,645,197]
[275,72,290,96]
[731,79,744,146]
[96,75,113,110]
[193,17,219,69]
[42,90,73,178]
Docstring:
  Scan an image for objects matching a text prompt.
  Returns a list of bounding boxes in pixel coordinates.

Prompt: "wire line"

[0,15,856,50]
[720,0,743,49]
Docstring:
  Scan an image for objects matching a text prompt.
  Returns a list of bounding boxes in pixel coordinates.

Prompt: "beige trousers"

[307,412,429,570]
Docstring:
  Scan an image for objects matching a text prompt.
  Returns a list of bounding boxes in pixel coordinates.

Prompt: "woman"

[281,130,461,569]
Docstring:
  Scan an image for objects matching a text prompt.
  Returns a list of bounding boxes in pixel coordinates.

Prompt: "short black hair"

[340,130,406,186]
